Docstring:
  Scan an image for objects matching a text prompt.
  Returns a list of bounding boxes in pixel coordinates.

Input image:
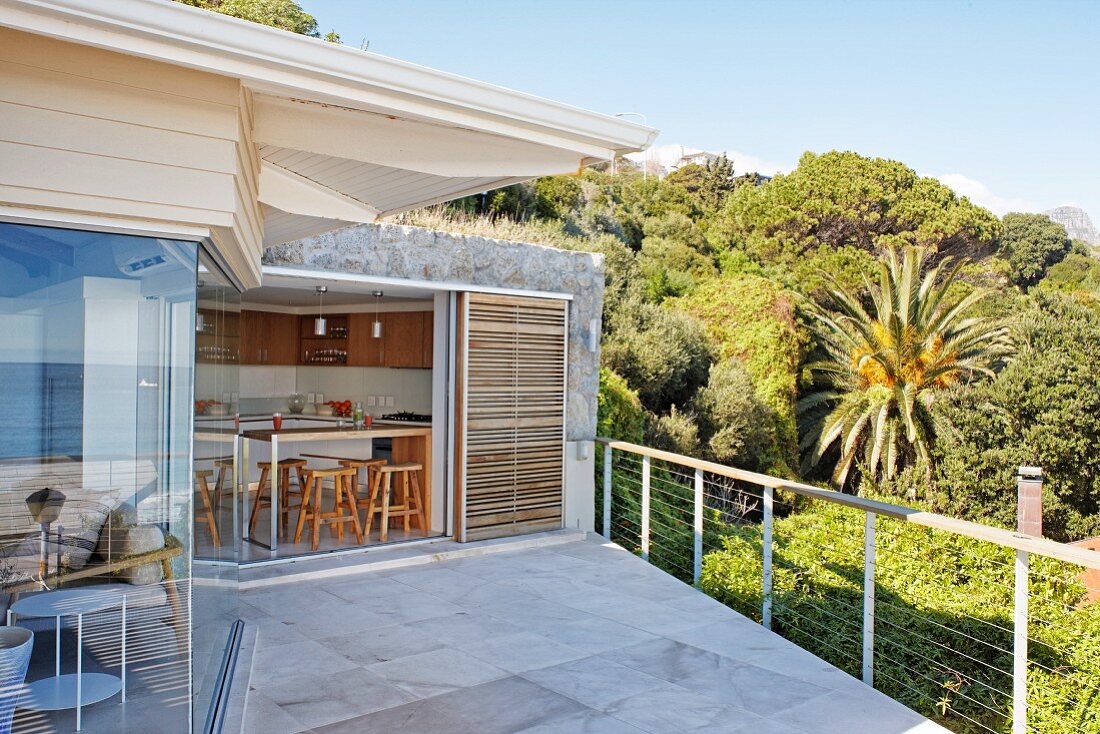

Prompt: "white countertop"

[195,413,431,427]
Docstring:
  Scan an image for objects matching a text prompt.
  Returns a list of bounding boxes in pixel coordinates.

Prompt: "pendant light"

[372,290,383,338]
[314,286,328,336]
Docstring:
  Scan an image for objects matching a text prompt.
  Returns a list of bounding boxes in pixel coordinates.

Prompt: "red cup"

[234,413,240,431]
[272,413,283,431]
[364,414,373,428]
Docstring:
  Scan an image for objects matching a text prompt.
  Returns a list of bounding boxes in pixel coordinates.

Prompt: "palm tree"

[798,247,1012,488]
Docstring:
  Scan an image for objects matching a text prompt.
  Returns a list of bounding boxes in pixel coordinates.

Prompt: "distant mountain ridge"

[1044,206,1100,245]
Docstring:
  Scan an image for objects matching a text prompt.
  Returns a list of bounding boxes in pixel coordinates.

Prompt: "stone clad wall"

[263,223,605,440]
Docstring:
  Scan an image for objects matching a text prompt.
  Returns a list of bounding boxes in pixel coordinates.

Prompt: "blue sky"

[306,0,1099,222]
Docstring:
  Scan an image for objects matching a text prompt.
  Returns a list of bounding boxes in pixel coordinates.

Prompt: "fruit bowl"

[327,399,353,417]
[314,403,334,416]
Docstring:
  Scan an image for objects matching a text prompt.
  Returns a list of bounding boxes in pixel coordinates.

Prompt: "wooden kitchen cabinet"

[382,311,425,368]
[240,310,299,364]
[240,309,263,364]
[421,311,434,368]
[347,313,383,366]
[264,312,300,364]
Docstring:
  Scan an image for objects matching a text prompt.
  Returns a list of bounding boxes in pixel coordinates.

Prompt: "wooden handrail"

[596,438,1100,571]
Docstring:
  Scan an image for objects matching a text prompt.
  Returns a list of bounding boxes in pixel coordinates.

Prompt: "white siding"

[0,28,262,286]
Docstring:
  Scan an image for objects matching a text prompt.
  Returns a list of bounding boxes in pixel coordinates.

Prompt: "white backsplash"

[233,365,432,415]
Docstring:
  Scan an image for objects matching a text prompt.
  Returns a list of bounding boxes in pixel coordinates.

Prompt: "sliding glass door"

[0,222,197,732]
[191,259,242,733]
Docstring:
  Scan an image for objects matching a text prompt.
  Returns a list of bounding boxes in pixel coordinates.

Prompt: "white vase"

[0,627,32,734]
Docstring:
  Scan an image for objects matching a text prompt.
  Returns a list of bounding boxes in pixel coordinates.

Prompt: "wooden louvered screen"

[456,293,567,542]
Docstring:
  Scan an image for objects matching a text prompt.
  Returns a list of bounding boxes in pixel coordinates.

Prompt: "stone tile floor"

[241,534,948,733]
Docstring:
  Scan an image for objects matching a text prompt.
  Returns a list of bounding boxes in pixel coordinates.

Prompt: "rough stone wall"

[263,222,604,440]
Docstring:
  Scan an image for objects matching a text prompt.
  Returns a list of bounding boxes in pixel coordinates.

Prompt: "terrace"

[240,533,947,733]
[229,436,1100,734]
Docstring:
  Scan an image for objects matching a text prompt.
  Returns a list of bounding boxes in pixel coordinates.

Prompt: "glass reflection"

[0,222,196,733]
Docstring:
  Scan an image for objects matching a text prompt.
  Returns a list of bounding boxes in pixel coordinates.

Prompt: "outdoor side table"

[8,586,127,731]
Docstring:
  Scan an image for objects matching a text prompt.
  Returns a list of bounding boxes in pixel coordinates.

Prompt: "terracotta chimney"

[1017,466,1043,536]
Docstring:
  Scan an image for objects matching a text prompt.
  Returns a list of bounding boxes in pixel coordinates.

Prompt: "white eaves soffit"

[1,0,657,246]
[254,95,573,244]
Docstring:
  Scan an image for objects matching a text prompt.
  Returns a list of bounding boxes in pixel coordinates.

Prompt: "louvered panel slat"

[458,292,567,542]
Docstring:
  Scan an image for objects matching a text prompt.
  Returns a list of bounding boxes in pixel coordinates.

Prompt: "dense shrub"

[692,359,777,472]
[1036,252,1100,298]
[677,274,807,472]
[597,368,644,444]
[700,497,1100,733]
[602,302,711,414]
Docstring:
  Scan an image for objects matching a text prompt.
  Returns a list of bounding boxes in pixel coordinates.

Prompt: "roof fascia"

[1,0,659,156]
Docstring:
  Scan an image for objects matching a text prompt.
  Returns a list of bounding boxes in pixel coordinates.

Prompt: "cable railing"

[595,438,1100,734]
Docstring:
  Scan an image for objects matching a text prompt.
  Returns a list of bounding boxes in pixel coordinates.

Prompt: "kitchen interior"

[193,276,448,562]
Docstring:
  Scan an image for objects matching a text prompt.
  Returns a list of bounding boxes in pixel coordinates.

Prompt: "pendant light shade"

[372,290,383,338]
[314,286,328,336]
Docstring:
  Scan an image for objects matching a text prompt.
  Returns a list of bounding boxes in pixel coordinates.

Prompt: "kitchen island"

[240,425,431,552]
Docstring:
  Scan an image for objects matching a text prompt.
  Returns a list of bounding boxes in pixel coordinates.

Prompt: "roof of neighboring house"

[1,0,657,246]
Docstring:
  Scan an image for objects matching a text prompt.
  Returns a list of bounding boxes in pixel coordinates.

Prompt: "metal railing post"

[862,511,876,686]
[1012,465,1039,734]
[762,485,773,629]
[1013,549,1029,734]
[693,468,704,584]
[602,445,612,539]
[641,455,651,561]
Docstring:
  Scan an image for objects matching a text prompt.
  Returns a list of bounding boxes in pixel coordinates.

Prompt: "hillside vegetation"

[406,150,1100,542]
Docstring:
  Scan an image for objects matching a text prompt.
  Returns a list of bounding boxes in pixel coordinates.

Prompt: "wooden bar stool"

[337,457,387,511]
[294,466,364,551]
[213,457,234,508]
[249,458,308,538]
[193,469,221,547]
[364,463,426,542]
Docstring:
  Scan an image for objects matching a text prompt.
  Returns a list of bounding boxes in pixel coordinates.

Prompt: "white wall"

[564,441,596,533]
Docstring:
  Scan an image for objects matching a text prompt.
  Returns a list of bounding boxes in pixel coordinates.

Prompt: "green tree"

[697,154,738,210]
[637,212,716,300]
[935,293,1100,541]
[799,247,1012,488]
[666,154,739,211]
[176,0,321,36]
[998,212,1072,289]
[711,150,1001,264]
[533,176,583,220]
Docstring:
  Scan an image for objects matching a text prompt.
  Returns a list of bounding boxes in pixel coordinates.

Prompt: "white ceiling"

[244,276,434,308]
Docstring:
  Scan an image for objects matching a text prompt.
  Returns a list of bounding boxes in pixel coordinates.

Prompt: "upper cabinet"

[383,312,425,368]
[240,310,262,365]
[347,313,383,367]
[299,314,349,365]
[352,311,432,368]
[243,307,433,368]
[422,311,434,369]
[265,313,300,364]
[241,310,299,364]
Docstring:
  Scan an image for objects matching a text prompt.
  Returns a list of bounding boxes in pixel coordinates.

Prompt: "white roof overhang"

[0,0,657,248]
